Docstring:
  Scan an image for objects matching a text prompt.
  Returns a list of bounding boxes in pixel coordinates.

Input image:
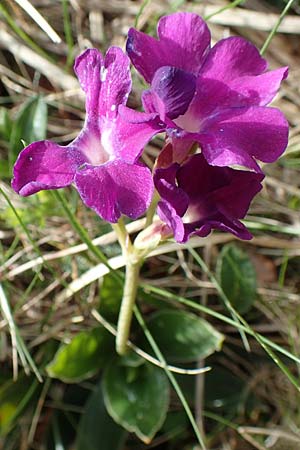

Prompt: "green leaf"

[118,351,145,368]
[146,309,224,362]
[103,360,170,443]
[98,274,123,320]
[46,327,114,382]
[10,95,47,165]
[217,244,257,314]
[77,382,126,450]
[205,366,246,413]
[0,375,38,435]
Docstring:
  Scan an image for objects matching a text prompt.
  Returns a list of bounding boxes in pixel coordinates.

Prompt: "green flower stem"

[116,257,141,355]
[111,218,132,255]
[145,190,159,228]
[112,219,142,355]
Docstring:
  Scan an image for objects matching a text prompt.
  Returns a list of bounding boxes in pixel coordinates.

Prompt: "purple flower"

[154,149,264,243]
[12,47,162,223]
[127,12,289,171]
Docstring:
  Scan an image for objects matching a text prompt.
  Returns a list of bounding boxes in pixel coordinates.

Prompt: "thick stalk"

[116,258,141,355]
[145,190,159,228]
[111,218,132,255]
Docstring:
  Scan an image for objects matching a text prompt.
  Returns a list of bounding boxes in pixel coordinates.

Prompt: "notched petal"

[127,12,210,83]
[100,47,132,118]
[74,47,132,120]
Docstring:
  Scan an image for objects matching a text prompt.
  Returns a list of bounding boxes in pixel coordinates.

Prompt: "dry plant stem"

[116,258,141,355]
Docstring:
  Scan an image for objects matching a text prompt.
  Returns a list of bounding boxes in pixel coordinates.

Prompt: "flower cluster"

[12,12,288,242]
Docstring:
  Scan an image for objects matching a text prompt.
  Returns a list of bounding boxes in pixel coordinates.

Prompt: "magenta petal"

[155,153,263,243]
[127,12,210,82]
[184,65,288,121]
[214,168,264,219]
[151,66,196,120]
[142,90,159,114]
[99,47,132,119]
[74,49,103,116]
[155,164,189,217]
[200,37,267,82]
[199,106,288,169]
[115,106,165,162]
[12,141,86,196]
[177,155,264,219]
[229,66,288,107]
[74,161,154,222]
[74,47,131,121]
[157,201,185,242]
[180,36,280,121]
[157,12,210,74]
[126,28,164,83]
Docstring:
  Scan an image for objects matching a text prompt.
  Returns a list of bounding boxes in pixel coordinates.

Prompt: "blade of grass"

[13,0,61,43]
[204,0,245,21]
[188,248,300,391]
[61,0,74,67]
[188,248,250,352]
[0,187,68,290]
[91,309,210,376]
[141,282,300,368]
[278,251,289,288]
[2,235,20,264]
[0,187,73,338]
[134,306,208,450]
[143,275,300,393]
[28,377,51,444]
[203,411,267,449]
[52,414,66,450]
[52,190,122,284]
[134,0,151,28]
[0,283,42,381]
[14,270,42,311]
[0,2,55,62]
[4,377,40,433]
[260,0,296,55]
[0,283,18,379]
[244,220,300,236]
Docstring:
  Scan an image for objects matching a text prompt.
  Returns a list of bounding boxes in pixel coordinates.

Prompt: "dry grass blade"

[238,426,300,443]
[53,231,300,304]
[0,284,18,380]
[13,0,61,43]
[3,218,146,279]
[91,309,211,376]
[199,5,300,33]
[0,28,78,90]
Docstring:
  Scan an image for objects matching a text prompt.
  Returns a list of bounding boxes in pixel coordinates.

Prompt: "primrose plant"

[12,12,288,355]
